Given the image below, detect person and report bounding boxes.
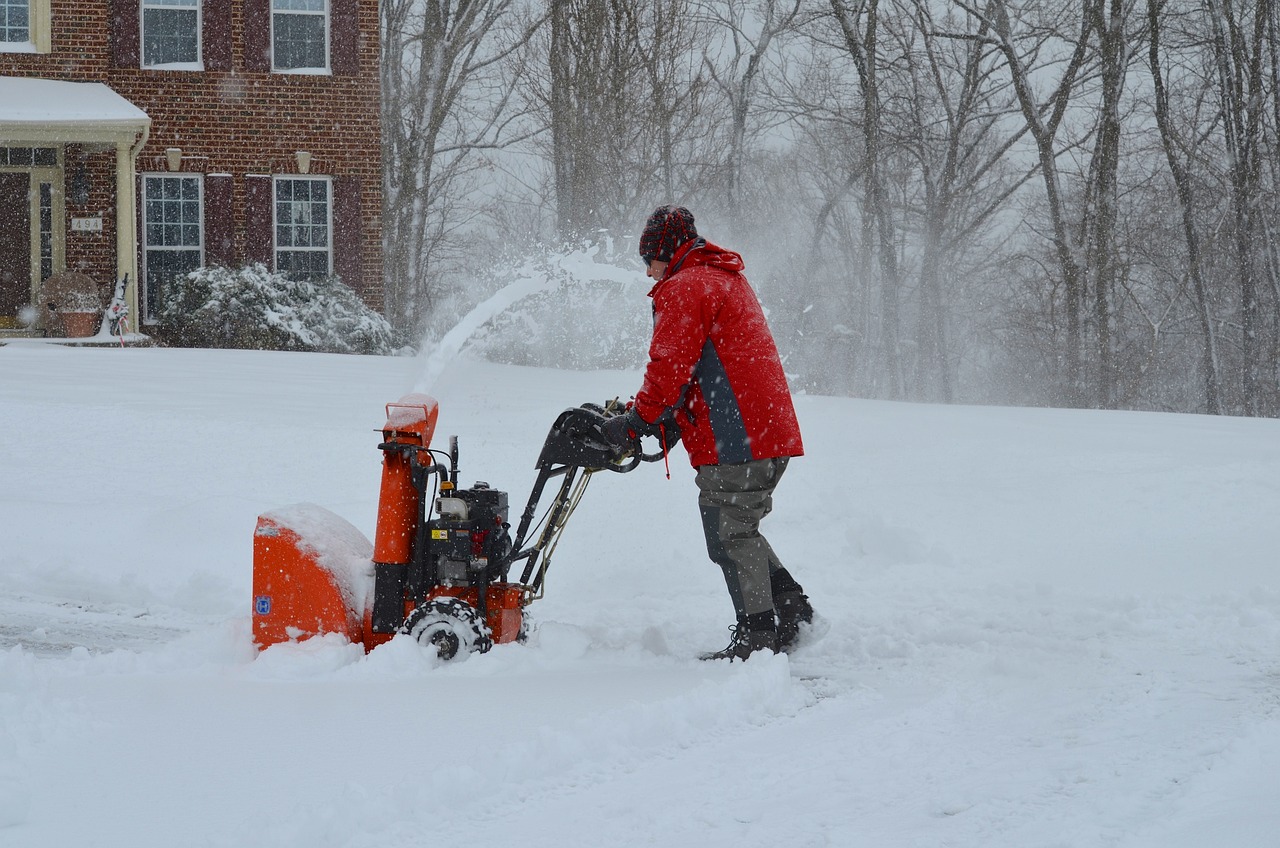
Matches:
[601,205,814,661]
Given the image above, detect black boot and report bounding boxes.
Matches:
[775,590,814,653]
[700,618,779,662]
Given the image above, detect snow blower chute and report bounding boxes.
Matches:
[252,395,661,659]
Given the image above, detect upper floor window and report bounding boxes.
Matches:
[0,0,45,52]
[275,177,331,280]
[142,0,201,67]
[272,0,327,73]
[0,0,29,44]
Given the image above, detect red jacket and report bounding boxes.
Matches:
[633,238,804,467]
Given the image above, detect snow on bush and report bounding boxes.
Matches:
[155,263,401,355]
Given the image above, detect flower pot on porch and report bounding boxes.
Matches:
[60,310,102,338]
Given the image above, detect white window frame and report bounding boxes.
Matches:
[0,0,50,53]
[140,0,203,70]
[141,173,205,323]
[270,0,329,74]
[273,175,333,280]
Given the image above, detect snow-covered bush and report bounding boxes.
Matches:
[155,264,402,354]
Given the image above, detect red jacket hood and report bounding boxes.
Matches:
[647,239,744,297]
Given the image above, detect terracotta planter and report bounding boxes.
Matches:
[60,310,101,338]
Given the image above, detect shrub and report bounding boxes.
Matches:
[155,264,402,355]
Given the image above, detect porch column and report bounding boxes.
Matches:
[116,139,139,330]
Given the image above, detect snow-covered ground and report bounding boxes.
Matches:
[2,342,1278,847]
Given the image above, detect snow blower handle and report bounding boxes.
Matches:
[600,399,678,466]
[633,434,667,465]
[528,404,658,472]
[597,403,671,466]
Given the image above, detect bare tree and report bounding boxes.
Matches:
[544,0,710,242]
[1206,0,1269,414]
[900,0,1037,401]
[1265,1,1280,400]
[778,60,873,395]
[699,0,803,223]
[1146,0,1221,414]
[830,0,908,398]
[778,0,1028,400]
[951,0,1097,406]
[381,0,543,332]
[1078,0,1128,408]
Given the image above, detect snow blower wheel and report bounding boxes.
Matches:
[402,597,492,661]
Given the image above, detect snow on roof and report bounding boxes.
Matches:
[0,76,149,128]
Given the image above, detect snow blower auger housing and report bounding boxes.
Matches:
[252,396,659,660]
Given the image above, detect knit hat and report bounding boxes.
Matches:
[638,205,697,264]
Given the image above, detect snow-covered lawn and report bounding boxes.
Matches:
[1,343,1278,847]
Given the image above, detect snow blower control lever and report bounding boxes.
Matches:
[251,396,662,660]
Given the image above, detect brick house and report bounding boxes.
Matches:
[0,0,382,333]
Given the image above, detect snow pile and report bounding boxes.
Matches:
[1,344,1279,847]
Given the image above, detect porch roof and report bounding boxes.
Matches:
[0,76,150,144]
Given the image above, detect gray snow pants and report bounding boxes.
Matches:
[696,456,795,625]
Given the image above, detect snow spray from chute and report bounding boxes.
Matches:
[412,247,638,394]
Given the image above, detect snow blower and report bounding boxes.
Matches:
[251,395,661,660]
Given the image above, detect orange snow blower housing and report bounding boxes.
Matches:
[252,395,662,660]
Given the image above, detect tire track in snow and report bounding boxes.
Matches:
[0,594,192,656]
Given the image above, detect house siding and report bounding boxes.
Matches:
[0,0,383,315]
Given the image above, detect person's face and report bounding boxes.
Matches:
[646,258,668,280]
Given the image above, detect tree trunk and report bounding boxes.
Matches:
[832,0,905,398]
[1083,0,1126,409]
[981,0,1093,407]
[1207,0,1266,414]
[1147,0,1220,414]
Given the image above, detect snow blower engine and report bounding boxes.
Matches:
[251,395,662,660]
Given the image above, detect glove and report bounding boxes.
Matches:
[658,412,682,448]
[600,407,651,452]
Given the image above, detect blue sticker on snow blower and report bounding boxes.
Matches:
[255,596,272,615]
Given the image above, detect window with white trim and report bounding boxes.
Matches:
[0,0,28,43]
[272,0,327,72]
[142,0,201,67]
[143,175,203,321]
[274,177,331,280]
[1,0,48,51]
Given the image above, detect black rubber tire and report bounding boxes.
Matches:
[401,597,491,660]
